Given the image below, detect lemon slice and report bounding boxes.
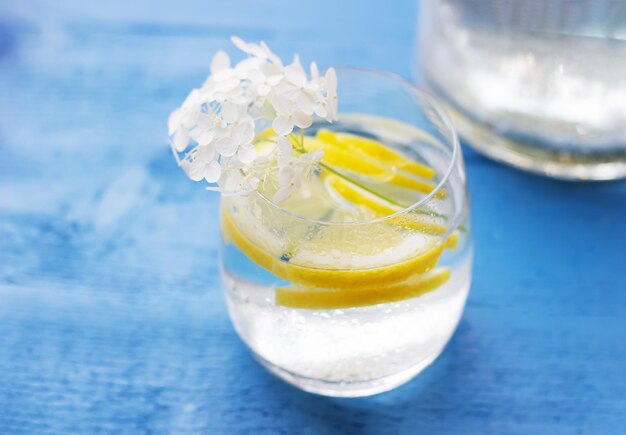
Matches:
[257,130,443,197]
[317,129,436,179]
[221,206,446,290]
[323,172,456,239]
[298,136,444,198]
[275,267,450,309]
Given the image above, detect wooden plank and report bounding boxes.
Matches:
[0,1,624,433]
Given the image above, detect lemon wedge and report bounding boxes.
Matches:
[316,129,436,180]
[221,206,447,290]
[258,129,443,197]
[323,172,450,236]
[299,136,444,198]
[323,173,459,249]
[275,267,451,309]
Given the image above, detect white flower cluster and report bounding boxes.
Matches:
[168,37,337,200]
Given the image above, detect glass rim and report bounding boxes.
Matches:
[252,66,462,229]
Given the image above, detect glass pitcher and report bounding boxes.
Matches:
[416,0,626,180]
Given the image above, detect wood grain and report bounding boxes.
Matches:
[0,1,624,433]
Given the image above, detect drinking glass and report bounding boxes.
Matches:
[417,0,626,180]
[220,68,472,397]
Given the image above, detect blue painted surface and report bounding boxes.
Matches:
[0,1,625,433]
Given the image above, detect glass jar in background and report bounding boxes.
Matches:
[416,0,626,180]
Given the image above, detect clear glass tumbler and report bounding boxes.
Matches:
[220,69,472,397]
[417,0,626,180]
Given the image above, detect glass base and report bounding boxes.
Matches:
[252,348,443,398]
[444,103,626,181]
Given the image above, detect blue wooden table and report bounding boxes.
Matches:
[1,1,625,433]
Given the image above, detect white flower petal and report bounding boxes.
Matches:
[273,186,292,203]
[204,160,221,183]
[200,77,216,93]
[216,137,238,157]
[231,36,267,59]
[249,44,267,59]
[277,135,292,155]
[238,113,254,124]
[168,108,183,135]
[234,57,263,79]
[212,92,228,103]
[304,80,320,92]
[237,143,256,164]
[221,101,240,123]
[248,176,260,190]
[211,124,228,140]
[291,170,304,188]
[271,93,295,115]
[242,42,266,59]
[285,66,306,87]
[325,67,337,94]
[272,115,293,135]
[231,36,252,53]
[295,92,315,115]
[210,50,230,74]
[212,68,236,82]
[308,149,324,162]
[310,62,319,80]
[185,160,205,181]
[314,104,328,118]
[240,121,255,144]
[248,68,265,84]
[194,129,214,146]
[284,55,306,87]
[278,165,295,184]
[292,111,312,129]
[182,88,200,107]
[277,136,293,165]
[181,109,200,128]
[231,121,255,146]
[195,112,214,129]
[260,62,283,76]
[173,128,190,152]
[327,92,338,121]
[228,94,247,105]
[215,76,240,93]
[257,83,271,96]
[260,41,282,66]
[196,144,216,161]
[266,74,284,86]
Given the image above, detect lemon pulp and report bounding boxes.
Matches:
[221,123,461,309]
